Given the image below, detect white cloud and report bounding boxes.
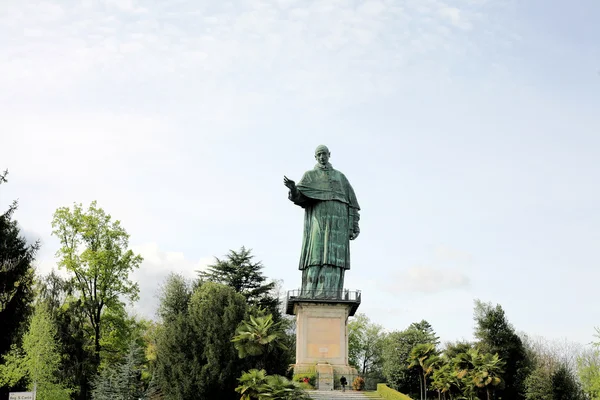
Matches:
[102,0,147,13]
[434,245,473,263]
[33,258,63,277]
[385,265,470,293]
[439,6,472,30]
[130,243,212,319]
[0,0,514,116]
[1,112,173,187]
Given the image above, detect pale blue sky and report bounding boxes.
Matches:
[1,0,599,345]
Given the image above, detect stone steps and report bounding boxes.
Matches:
[308,390,373,399]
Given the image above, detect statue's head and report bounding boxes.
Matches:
[314,145,330,166]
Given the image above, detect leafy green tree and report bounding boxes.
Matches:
[578,328,600,399]
[37,271,96,400]
[521,333,591,400]
[382,320,438,397]
[153,274,194,399]
[550,363,586,400]
[578,348,600,399]
[0,302,72,399]
[187,282,249,398]
[51,201,143,365]
[0,170,39,397]
[155,281,248,400]
[99,305,149,371]
[158,272,192,320]
[408,343,438,400]
[348,313,386,379]
[474,300,531,400]
[525,364,553,400]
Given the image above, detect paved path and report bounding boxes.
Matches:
[308,390,376,399]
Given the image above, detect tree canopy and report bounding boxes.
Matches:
[52,201,143,364]
[198,247,277,312]
[474,300,532,400]
[155,280,249,400]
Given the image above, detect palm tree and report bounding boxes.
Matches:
[236,369,312,400]
[408,343,438,400]
[431,361,457,400]
[260,374,311,400]
[236,369,268,400]
[232,313,287,370]
[454,349,480,400]
[472,352,504,400]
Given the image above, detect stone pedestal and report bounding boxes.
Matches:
[286,291,361,390]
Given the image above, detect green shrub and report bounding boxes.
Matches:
[377,383,413,400]
[298,382,313,390]
[293,372,316,388]
[353,376,365,391]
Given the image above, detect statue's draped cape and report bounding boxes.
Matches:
[296,166,360,210]
[289,163,360,273]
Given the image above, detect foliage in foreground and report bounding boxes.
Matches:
[233,313,287,357]
[235,369,311,400]
[0,302,72,400]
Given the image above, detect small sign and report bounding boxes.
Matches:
[9,392,35,400]
[319,347,328,353]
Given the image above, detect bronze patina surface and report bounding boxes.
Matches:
[284,145,360,298]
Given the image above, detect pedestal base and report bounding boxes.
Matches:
[286,294,361,391]
[294,302,351,365]
[294,363,358,391]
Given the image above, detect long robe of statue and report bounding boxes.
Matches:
[287,147,360,298]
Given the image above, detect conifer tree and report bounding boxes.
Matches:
[198,247,278,312]
[474,300,532,400]
[0,170,39,398]
[91,341,145,400]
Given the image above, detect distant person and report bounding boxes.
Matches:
[340,375,347,392]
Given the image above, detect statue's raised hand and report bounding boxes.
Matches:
[283,176,296,190]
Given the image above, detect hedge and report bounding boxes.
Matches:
[377,383,413,400]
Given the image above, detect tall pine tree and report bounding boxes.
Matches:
[0,170,39,398]
[474,300,532,400]
[91,340,145,400]
[198,247,278,312]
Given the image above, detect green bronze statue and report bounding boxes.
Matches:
[284,145,360,298]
